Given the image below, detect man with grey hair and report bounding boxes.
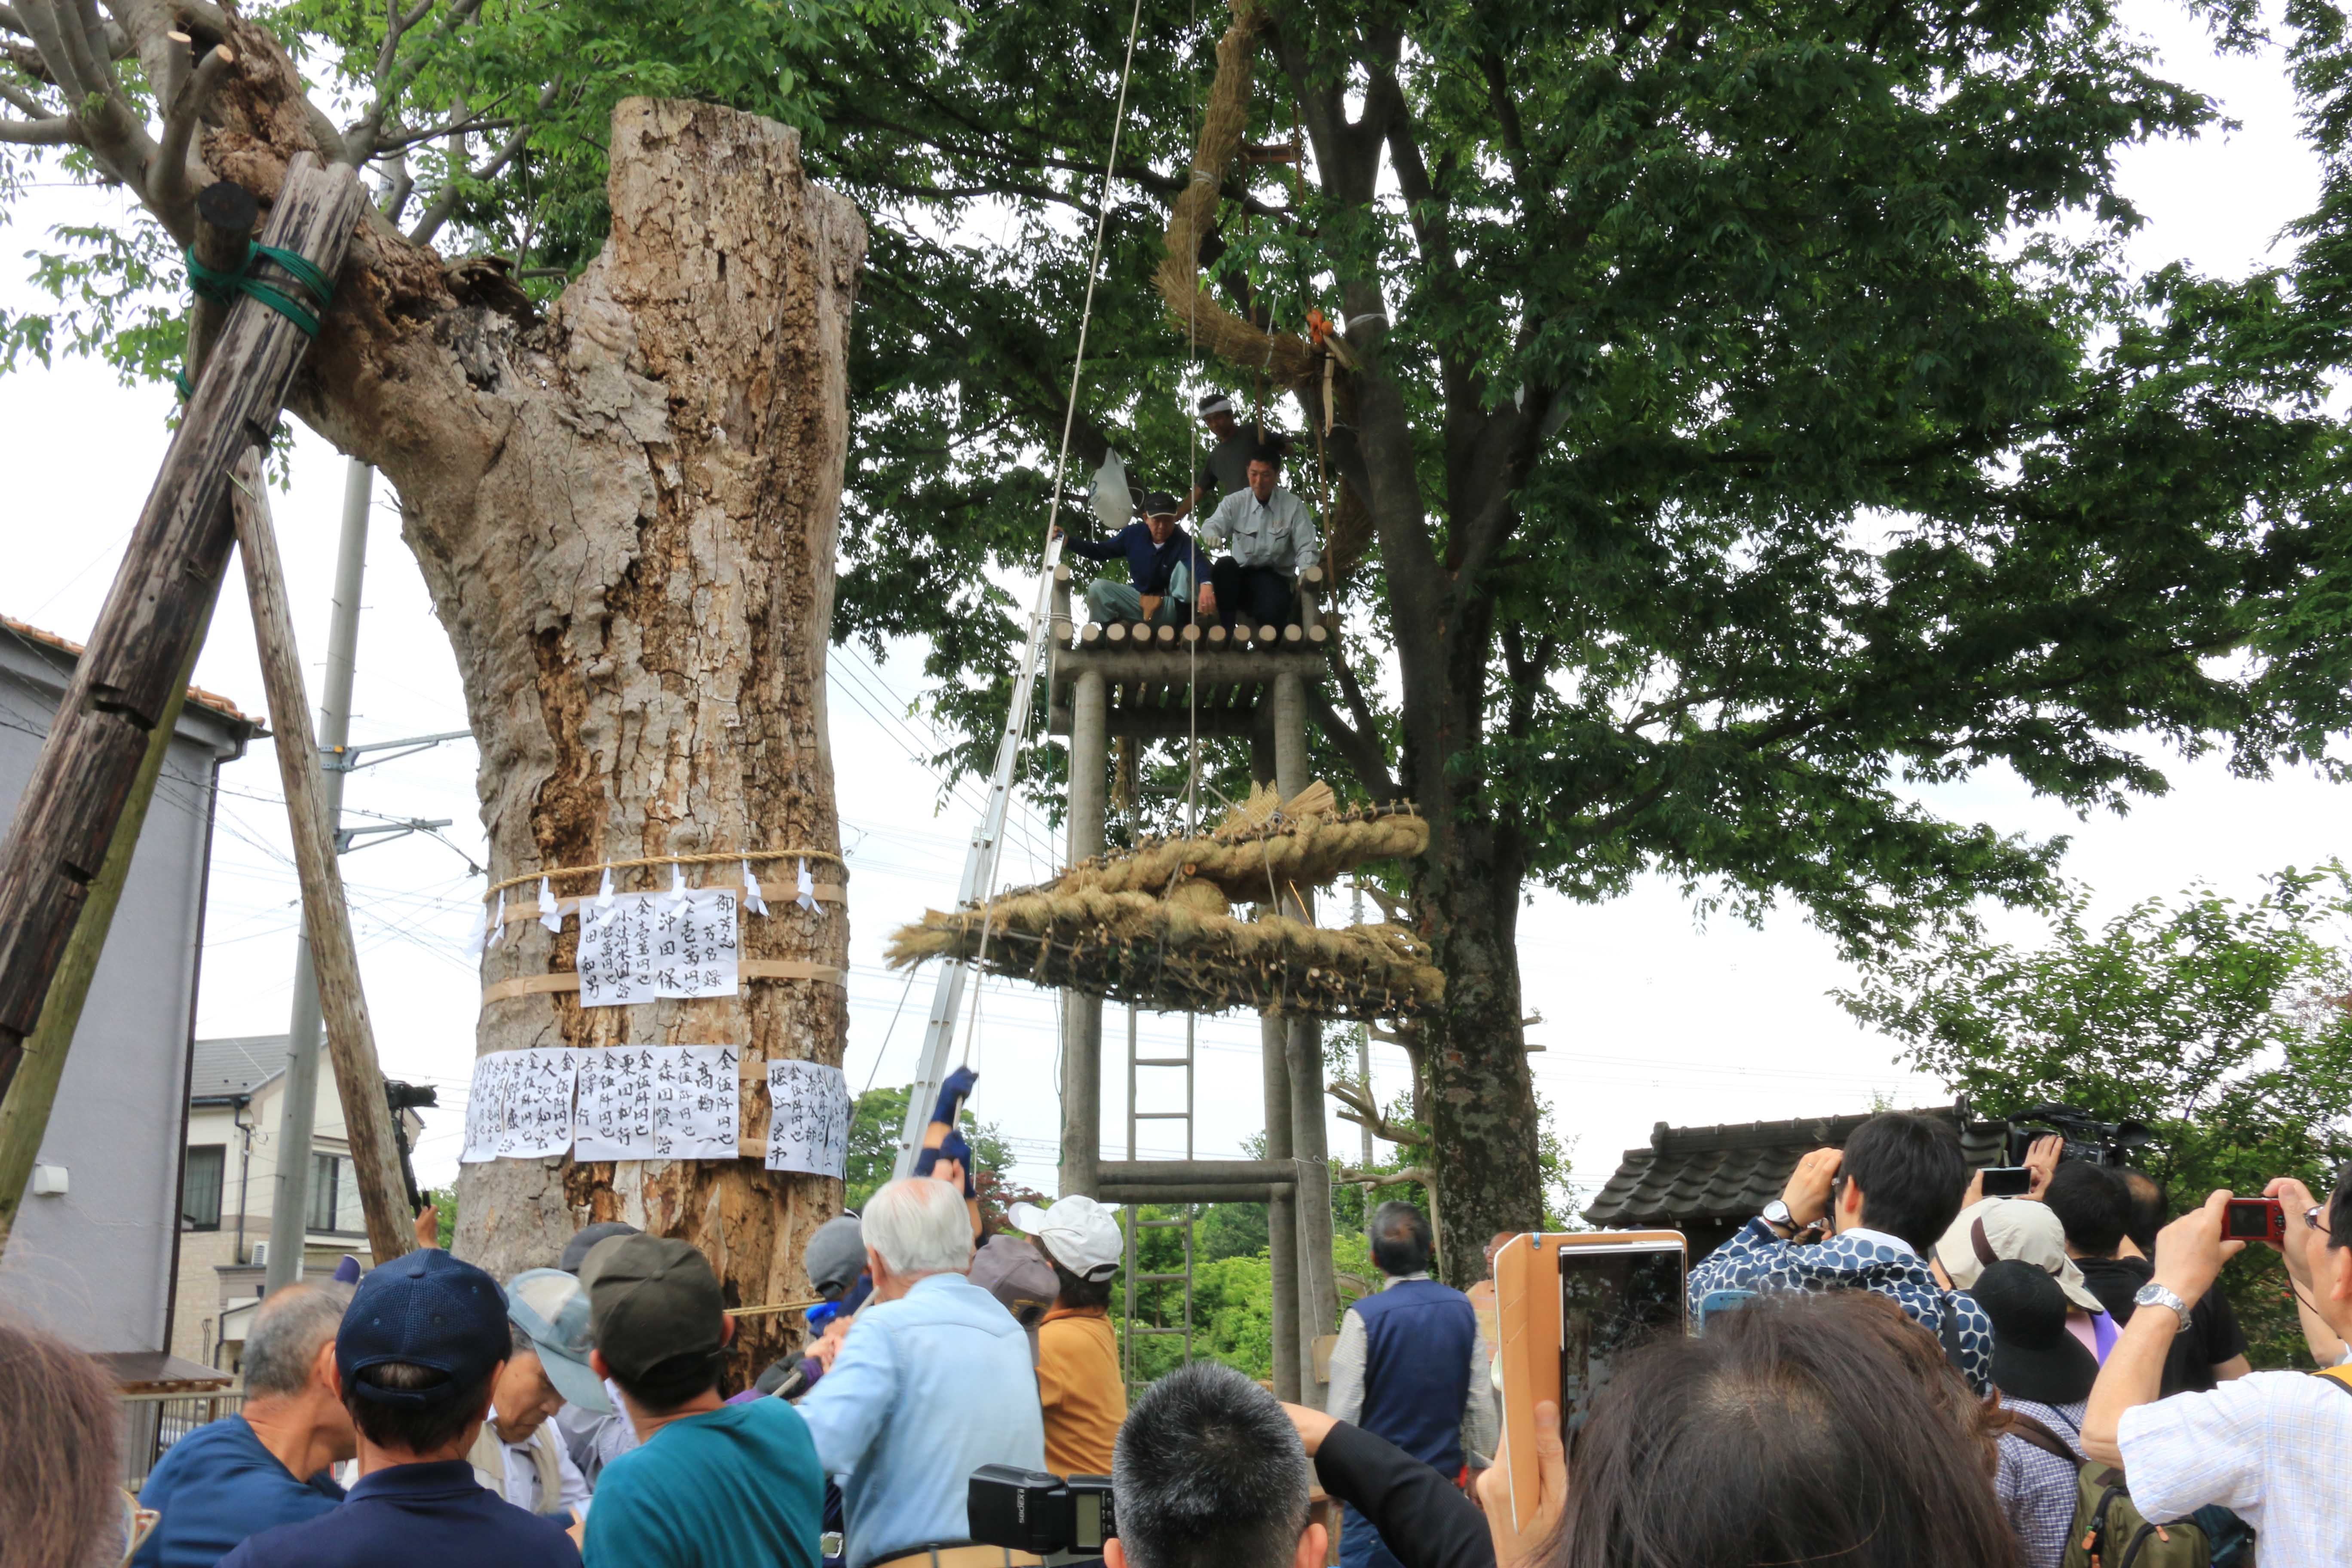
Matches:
[796,1177,1045,1568]
[133,1281,357,1567]
[1106,1363,1326,1568]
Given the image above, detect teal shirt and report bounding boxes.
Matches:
[582,1399,822,1568]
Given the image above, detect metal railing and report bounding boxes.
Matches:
[121,1391,244,1492]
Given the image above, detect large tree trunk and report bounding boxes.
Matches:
[255,91,866,1374]
[1398,594,1544,1285]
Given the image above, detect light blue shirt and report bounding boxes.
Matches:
[1200,484,1320,576]
[796,1272,1047,1568]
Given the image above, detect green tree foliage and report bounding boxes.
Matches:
[843,1084,1014,1212]
[1842,866,2352,1365]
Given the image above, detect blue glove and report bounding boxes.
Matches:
[915,1129,977,1198]
[931,1066,979,1127]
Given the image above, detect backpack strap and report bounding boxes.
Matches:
[2310,1363,2352,1394]
[2003,1412,2077,1464]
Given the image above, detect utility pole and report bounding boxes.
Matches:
[263,457,371,1292]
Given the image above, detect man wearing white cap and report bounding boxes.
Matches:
[1179,393,1274,519]
[1010,1195,1128,1475]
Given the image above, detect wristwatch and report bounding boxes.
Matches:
[2133,1280,2196,1334]
[1761,1200,1798,1237]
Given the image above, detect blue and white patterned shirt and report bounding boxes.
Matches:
[1685,1217,1995,1393]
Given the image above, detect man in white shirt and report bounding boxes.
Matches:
[2083,1176,2352,1568]
[469,1268,600,1527]
[1195,444,1320,633]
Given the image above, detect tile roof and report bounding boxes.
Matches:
[188,1034,290,1101]
[1581,1102,2009,1229]
[1,615,261,730]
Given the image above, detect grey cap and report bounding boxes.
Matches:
[805,1215,866,1300]
[506,1268,612,1414]
[970,1234,1059,1329]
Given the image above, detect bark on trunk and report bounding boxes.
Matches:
[264,92,865,1375]
[1400,591,1543,1288]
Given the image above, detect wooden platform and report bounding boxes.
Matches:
[1047,563,1334,738]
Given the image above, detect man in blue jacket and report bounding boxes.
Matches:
[1324,1202,1495,1568]
[1059,493,1197,628]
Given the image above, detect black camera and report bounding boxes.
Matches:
[969,1464,1116,1557]
[2003,1103,2150,1169]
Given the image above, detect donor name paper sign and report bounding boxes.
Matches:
[764,1059,851,1178]
[576,890,741,1008]
[460,1047,584,1163]
[574,1044,741,1161]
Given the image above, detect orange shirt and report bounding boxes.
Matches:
[1036,1305,1126,1476]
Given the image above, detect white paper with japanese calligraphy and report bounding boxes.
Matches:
[765,1059,851,1177]
[574,1045,742,1161]
[459,1047,582,1163]
[575,890,741,1008]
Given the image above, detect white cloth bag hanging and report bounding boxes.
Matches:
[1090,449,1133,532]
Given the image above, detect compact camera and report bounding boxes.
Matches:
[968,1465,1117,1557]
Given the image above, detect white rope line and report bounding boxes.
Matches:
[954,0,1150,1074]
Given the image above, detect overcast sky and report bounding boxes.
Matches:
[0,0,2338,1204]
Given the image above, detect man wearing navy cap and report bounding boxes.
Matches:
[220,1249,580,1568]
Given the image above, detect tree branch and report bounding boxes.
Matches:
[0,108,75,141]
[0,75,47,116]
[343,0,487,167]
[16,0,153,189]
[1328,1079,1423,1145]
[149,39,233,230]
[405,80,553,247]
[1307,655,1400,800]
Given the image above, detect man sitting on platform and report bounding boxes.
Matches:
[1060,493,1197,629]
[1195,445,1320,634]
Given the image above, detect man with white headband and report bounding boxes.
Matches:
[1009,1195,1128,1475]
[1180,392,1276,519]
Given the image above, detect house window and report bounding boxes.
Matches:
[307,1153,344,1233]
[181,1145,225,1231]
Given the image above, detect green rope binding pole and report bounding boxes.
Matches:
[175,239,338,399]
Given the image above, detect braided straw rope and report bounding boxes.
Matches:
[480,847,844,903]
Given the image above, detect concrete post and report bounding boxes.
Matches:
[1272,669,1340,1401]
[1060,669,1108,1198]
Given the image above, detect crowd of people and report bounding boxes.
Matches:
[8,1098,2352,1568]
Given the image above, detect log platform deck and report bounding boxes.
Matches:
[1046,563,1332,738]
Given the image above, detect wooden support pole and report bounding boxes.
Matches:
[0,153,363,1093]
[228,452,413,1267]
[1060,670,1108,1199]
[0,582,222,1253]
[1274,668,1340,1401]
[0,182,270,1246]
[185,180,258,377]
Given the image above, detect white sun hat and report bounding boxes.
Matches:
[1007,1194,1125,1282]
